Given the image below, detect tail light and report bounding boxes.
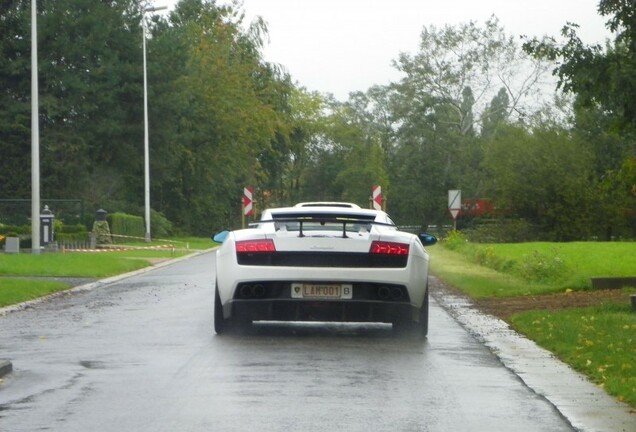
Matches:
[370,241,409,255]
[236,239,276,253]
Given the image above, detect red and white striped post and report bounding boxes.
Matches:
[372,185,383,210]
[242,187,253,228]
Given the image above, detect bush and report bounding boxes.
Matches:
[472,245,515,273]
[50,222,89,243]
[515,249,568,283]
[0,225,30,236]
[463,218,538,243]
[443,230,469,250]
[107,212,145,243]
[0,225,30,249]
[92,220,112,245]
[151,210,173,238]
[58,223,87,234]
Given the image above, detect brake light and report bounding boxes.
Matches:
[236,239,276,253]
[370,241,409,255]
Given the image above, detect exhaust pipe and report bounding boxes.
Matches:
[252,284,266,298]
[378,286,391,300]
[390,287,404,300]
[239,285,253,298]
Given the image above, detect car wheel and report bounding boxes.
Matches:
[393,286,429,338]
[419,287,429,337]
[214,283,228,335]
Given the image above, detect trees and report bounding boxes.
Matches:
[328,100,389,205]
[286,90,390,206]
[482,124,596,240]
[524,1,636,131]
[0,0,296,234]
[384,18,551,225]
[0,1,31,199]
[147,0,292,233]
[481,88,510,140]
[41,0,144,205]
[523,0,636,238]
[0,0,143,204]
[276,87,326,205]
[597,156,636,239]
[394,17,550,133]
[1,1,631,239]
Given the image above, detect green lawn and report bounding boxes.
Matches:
[428,246,555,298]
[0,278,70,307]
[0,253,154,278]
[434,239,636,292]
[478,242,636,288]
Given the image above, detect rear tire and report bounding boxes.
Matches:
[393,286,429,338]
[214,283,228,335]
[419,287,429,337]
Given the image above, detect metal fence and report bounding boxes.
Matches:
[0,199,85,226]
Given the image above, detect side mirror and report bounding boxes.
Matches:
[418,233,437,246]
[212,230,229,243]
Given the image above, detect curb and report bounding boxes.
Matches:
[0,359,12,378]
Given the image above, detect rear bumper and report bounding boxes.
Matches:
[216,263,430,309]
[226,299,420,324]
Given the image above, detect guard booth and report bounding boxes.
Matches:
[40,205,55,246]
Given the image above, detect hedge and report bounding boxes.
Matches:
[107,212,145,243]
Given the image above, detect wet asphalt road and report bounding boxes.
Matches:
[0,252,576,431]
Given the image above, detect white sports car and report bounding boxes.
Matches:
[213,202,437,335]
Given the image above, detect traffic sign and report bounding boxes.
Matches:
[372,185,382,210]
[243,187,253,216]
[448,190,461,221]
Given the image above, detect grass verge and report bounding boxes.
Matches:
[442,234,636,290]
[511,304,636,407]
[0,278,70,307]
[428,246,554,298]
[0,253,154,278]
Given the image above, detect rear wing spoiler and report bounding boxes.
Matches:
[212,217,436,246]
[250,217,396,238]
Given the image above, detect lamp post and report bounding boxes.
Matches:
[31,0,41,254]
[142,5,166,242]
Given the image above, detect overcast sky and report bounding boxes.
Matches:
[160,0,612,100]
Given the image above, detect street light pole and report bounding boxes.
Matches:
[31,0,41,254]
[142,5,166,243]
